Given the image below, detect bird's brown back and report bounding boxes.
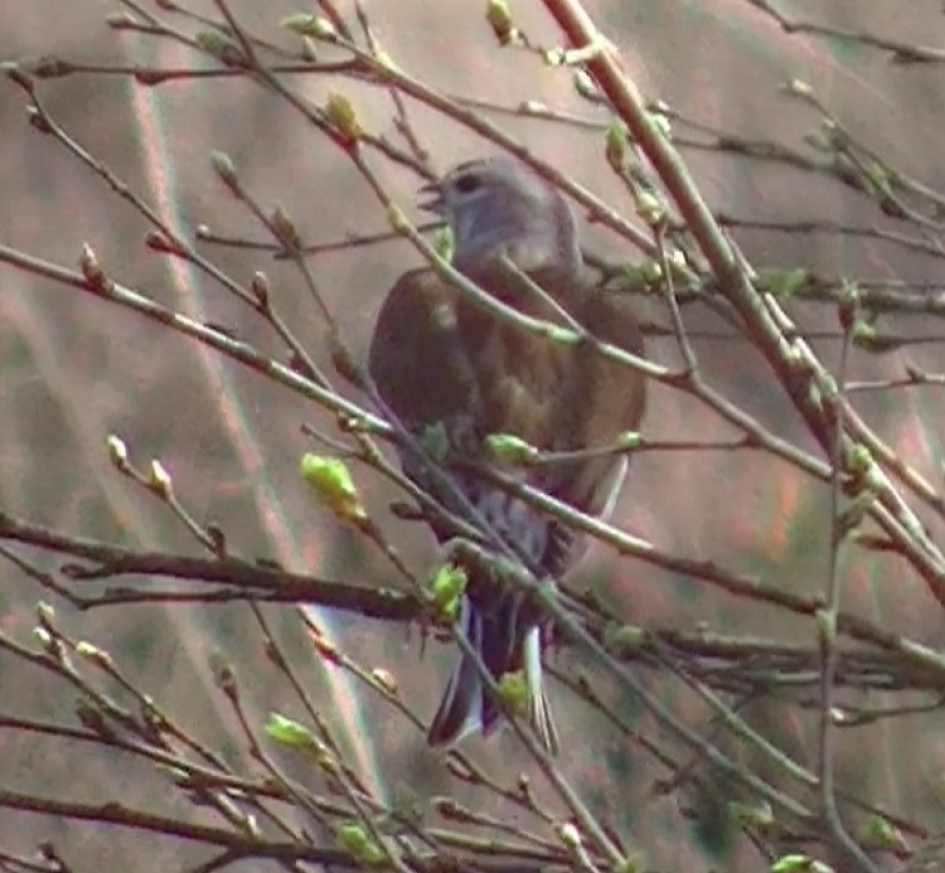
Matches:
[368,263,645,572]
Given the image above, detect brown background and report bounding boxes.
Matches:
[3,1,945,870]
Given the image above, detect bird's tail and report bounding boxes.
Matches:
[426,587,559,754]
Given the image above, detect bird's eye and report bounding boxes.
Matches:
[454,173,482,194]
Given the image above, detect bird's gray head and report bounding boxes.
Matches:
[420,156,580,276]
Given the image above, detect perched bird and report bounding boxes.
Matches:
[368,156,646,753]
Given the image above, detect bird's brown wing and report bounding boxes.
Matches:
[369,266,646,574]
[549,286,646,511]
[451,267,646,559]
[368,267,473,430]
[534,286,646,574]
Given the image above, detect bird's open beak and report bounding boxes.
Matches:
[417,179,446,215]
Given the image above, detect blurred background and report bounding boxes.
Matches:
[3,1,945,870]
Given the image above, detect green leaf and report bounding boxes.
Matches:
[300,454,367,523]
[195,31,243,64]
[334,821,386,865]
[486,0,514,45]
[770,854,833,873]
[863,162,892,201]
[605,118,628,170]
[851,323,906,353]
[844,443,872,476]
[326,92,363,143]
[420,422,450,463]
[429,562,467,621]
[483,432,539,466]
[756,268,809,298]
[861,815,907,851]
[603,623,649,657]
[433,226,454,262]
[210,151,238,188]
[730,799,774,829]
[496,669,528,716]
[265,713,318,750]
[281,13,336,39]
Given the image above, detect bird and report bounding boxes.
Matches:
[367,155,646,754]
